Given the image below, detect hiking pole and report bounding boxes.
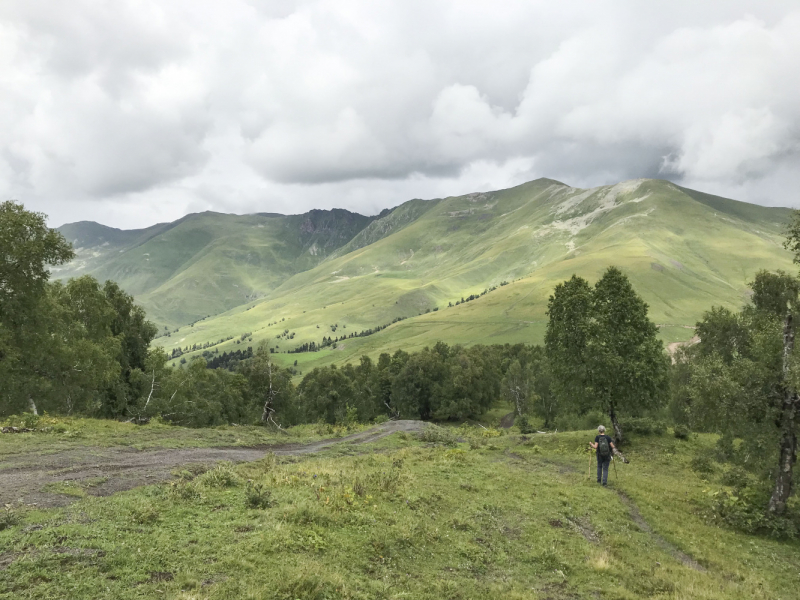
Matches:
[612,455,618,480]
[588,447,593,481]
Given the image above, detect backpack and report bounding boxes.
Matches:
[598,436,611,459]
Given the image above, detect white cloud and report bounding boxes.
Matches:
[0,1,798,228]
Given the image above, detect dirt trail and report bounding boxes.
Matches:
[515,446,706,572]
[0,420,425,508]
[616,491,706,572]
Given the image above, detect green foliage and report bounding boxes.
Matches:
[416,424,458,446]
[244,480,275,509]
[710,487,799,539]
[197,462,241,488]
[392,343,501,421]
[690,454,717,475]
[237,346,296,425]
[674,424,691,440]
[129,501,160,525]
[620,417,666,436]
[0,505,19,531]
[546,268,668,443]
[516,414,536,434]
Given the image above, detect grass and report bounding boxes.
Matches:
[0,415,367,462]
[1,422,798,599]
[55,210,374,328]
[145,179,793,374]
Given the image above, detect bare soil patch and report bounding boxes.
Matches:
[0,420,424,508]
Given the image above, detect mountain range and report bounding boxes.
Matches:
[56,178,794,373]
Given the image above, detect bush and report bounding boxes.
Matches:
[2,413,40,429]
[197,462,240,488]
[245,480,275,509]
[0,505,19,531]
[690,454,716,475]
[553,410,607,432]
[129,501,160,525]
[620,417,665,436]
[710,487,799,539]
[673,424,690,440]
[416,424,458,446]
[167,481,200,501]
[517,415,536,434]
[720,466,749,488]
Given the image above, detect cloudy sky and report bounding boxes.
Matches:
[1,1,799,228]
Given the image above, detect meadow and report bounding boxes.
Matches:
[1,417,798,599]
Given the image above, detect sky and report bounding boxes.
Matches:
[1,1,799,229]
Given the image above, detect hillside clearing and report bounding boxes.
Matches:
[1,422,798,599]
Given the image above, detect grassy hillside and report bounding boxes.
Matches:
[2,420,798,599]
[56,210,374,328]
[153,178,792,372]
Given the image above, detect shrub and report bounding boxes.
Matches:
[442,448,468,464]
[673,424,690,440]
[720,466,749,488]
[167,481,200,501]
[468,437,487,450]
[710,487,799,539]
[129,501,160,525]
[416,424,458,446]
[245,480,275,509]
[517,415,536,434]
[197,462,240,488]
[620,417,665,436]
[690,454,716,475]
[2,413,40,429]
[0,505,19,531]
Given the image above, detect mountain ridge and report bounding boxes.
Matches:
[56,177,794,373]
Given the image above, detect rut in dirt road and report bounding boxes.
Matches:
[0,420,426,509]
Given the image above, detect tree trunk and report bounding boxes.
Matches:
[27,397,38,416]
[768,313,799,515]
[261,361,275,423]
[609,404,623,446]
[768,404,797,515]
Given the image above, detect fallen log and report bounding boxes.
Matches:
[613,448,630,464]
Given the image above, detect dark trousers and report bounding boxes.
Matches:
[597,455,610,485]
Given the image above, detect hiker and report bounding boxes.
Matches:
[590,425,615,486]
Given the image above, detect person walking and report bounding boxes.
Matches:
[590,425,615,486]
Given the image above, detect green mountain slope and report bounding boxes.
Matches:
[151,178,792,371]
[55,209,373,328]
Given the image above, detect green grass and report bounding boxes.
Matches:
[152,178,793,374]
[55,210,375,328]
[2,423,798,599]
[0,415,365,461]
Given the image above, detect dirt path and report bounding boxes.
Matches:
[0,420,425,508]
[511,446,706,572]
[616,491,706,572]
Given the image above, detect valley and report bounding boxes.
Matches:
[58,177,792,373]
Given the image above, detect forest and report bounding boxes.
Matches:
[2,199,799,534]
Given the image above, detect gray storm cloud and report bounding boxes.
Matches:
[1,0,798,227]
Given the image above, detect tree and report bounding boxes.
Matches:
[0,202,74,415]
[590,267,669,444]
[101,280,158,417]
[679,270,799,516]
[546,268,668,445]
[296,365,354,424]
[545,275,593,416]
[238,346,295,426]
[501,359,533,417]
